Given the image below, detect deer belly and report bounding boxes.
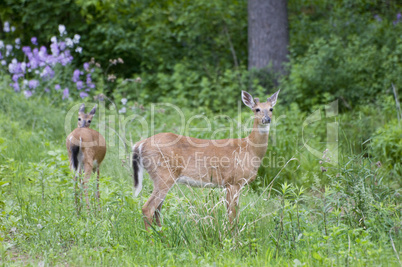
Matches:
[176,176,221,188]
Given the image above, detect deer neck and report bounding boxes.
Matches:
[246,118,270,158]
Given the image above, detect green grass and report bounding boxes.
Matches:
[0,89,401,266]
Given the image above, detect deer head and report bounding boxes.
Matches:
[242,90,280,125]
[77,104,97,128]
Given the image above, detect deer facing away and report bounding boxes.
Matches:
[132,90,280,230]
[66,104,106,210]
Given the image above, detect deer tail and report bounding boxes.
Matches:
[132,143,144,197]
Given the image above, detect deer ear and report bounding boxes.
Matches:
[79,104,85,114]
[89,105,97,115]
[242,91,256,109]
[267,89,280,107]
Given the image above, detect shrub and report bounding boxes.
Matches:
[283,2,402,111]
[370,119,402,178]
[0,23,106,102]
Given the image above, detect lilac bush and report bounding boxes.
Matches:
[0,22,99,101]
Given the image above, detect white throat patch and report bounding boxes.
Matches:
[258,124,270,134]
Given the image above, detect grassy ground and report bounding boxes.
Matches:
[0,88,401,266]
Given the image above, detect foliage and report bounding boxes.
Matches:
[1,1,402,264]
[282,6,402,110]
[0,89,401,265]
[370,119,402,178]
[0,24,105,101]
[0,0,247,76]
[2,0,402,111]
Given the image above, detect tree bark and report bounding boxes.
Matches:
[248,0,289,75]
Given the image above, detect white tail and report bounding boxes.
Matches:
[133,90,280,230]
[66,104,107,211]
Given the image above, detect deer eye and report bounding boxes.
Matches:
[269,108,273,112]
[88,120,91,123]
[255,108,260,112]
[78,118,81,121]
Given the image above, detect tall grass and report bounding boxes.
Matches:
[0,89,401,266]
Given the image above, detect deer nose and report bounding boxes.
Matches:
[262,117,271,124]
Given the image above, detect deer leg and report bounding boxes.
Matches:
[79,164,83,206]
[142,191,158,230]
[142,190,171,231]
[75,162,84,213]
[96,167,101,211]
[154,200,164,227]
[142,175,174,231]
[83,162,93,211]
[74,171,79,213]
[226,184,241,224]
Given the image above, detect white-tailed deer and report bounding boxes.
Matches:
[133,90,279,230]
[66,104,106,210]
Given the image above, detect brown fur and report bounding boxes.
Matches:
[66,104,106,210]
[133,90,280,230]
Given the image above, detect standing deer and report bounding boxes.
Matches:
[66,104,106,210]
[133,90,279,230]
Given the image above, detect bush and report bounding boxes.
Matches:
[282,34,402,110]
[283,2,402,110]
[370,119,402,178]
[115,64,270,112]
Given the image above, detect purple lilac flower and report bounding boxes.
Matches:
[50,42,59,56]
[83,62,90,71]
[44,88,50,93]
[12,74,23,82]
[41,65,55,80]
[21,62,26,73]
[55,84,61,90]
[28,80,40,89]
[1,60,6,66]
[59,42,66,51]
[0,51,2,59]
[31,37,38,45]
[0,41,4,49]
[24,90,33,98]
[38,46,48,64]
[10,82,20,92]
[8,59,20,74]
[6,44,12,52]
[79,92,89,99]
[394,13,402,25]
[72,69,80,82]
[22,46,31,55]
[3,22,10,33]
[76,81,84,90]
[58,25,66,36]
[62,88,69,99]
[73,34,81,44]
[374,15,382,22]
[59,50,73,66]
[29,58,39,69]
[65,38,73,48]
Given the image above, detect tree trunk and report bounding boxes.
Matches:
[248,0,289,75]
